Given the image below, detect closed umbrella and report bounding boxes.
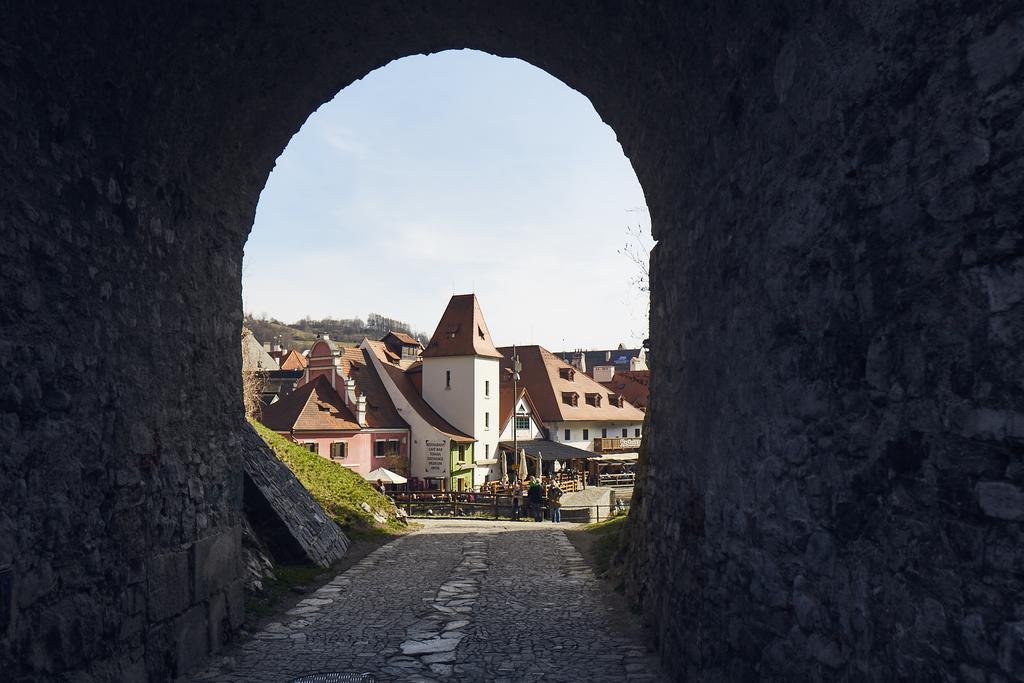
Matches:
[519,449,529,480]
[500,448,509,484]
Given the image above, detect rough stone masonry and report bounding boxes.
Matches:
[0,2,1021,681]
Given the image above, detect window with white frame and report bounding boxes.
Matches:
[329,442,347,460]
[485,412,490,429]
[621,428,628,437]
[635,428,641,437]
[515,416,530,431]
[485,380,490,397]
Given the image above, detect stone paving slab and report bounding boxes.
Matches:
[191,519,665,682]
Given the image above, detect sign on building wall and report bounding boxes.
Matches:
[425,439,447,475]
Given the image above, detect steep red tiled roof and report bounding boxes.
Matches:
[422,294,502,359]
[497,345,645,423]
[260,375,360,432]
[364,340,474,443]
[335,347,408,430]
[382,331,422,347]
[601,371,650,411]
[279,349,308,370]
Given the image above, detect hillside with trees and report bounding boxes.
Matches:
[244,312,428,351]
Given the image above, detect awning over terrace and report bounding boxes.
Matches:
[498,439,599,462]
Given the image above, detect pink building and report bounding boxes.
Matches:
[261,335,410,477]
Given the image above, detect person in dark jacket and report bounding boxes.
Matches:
[547,483,563,523]
[511,484,523,520]
[526,477,544,522]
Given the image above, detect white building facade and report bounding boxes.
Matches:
[419,294,504,485]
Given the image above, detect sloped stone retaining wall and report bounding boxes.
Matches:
[241,425,350,568]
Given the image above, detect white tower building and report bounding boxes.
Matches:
[420,294,502,484]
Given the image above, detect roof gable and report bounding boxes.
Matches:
[260,375,360,432]
[422,294,503,359]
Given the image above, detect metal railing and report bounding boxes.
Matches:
[597,472,635,487]
[391,492,629,523]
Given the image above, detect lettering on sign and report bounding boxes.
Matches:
[620,437,642,449]
[425,439,447,474]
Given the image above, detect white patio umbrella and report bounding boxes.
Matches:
[518,449,529,480]
[500,448,509,484]
[363,467,408,485]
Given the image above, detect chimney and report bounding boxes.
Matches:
[356,394,367,427]
[262,341,271,351]
[571,350,586,373]
[343,377,358,405]
[594,365,615,383]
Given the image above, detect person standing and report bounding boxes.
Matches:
[547,482,563,523]
[511,484,523,521]
[526,477,544,522]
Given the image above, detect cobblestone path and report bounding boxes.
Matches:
[193,520,665,682]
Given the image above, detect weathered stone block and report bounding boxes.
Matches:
[226,577,245,630]
[192,527,242,601]
[998,622,1024,680]
[977,481,1024,521]
[207,591,227,654]
[173,605,208,677]
[146,549,190,621]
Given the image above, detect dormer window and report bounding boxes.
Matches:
[559,367,575,381]
[608,393,624,407]
[561,391,579,407]
[585,392,602,407]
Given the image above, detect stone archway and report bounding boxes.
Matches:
[2,3,1022,680]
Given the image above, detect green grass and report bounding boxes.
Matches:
[251,420,406,537]
[583,512,629,578]
[246,563,327,621]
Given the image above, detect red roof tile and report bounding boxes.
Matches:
[260,375,360,432]
[601,370,650,411]
[422,294,502,359]
[279,349,308,370]
[382,331,422,347]
[335,347,408,430]
[497,345,645,423]
[364,340,474,442]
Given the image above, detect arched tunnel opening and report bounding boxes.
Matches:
[1,4,1022,681]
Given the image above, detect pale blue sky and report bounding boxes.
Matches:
[243,49,650,350]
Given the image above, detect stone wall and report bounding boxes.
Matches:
[0,2,1021,680]
[624,3,1024,680]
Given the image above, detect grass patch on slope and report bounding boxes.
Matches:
[251,420,406,538]
[583,512,629,578]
